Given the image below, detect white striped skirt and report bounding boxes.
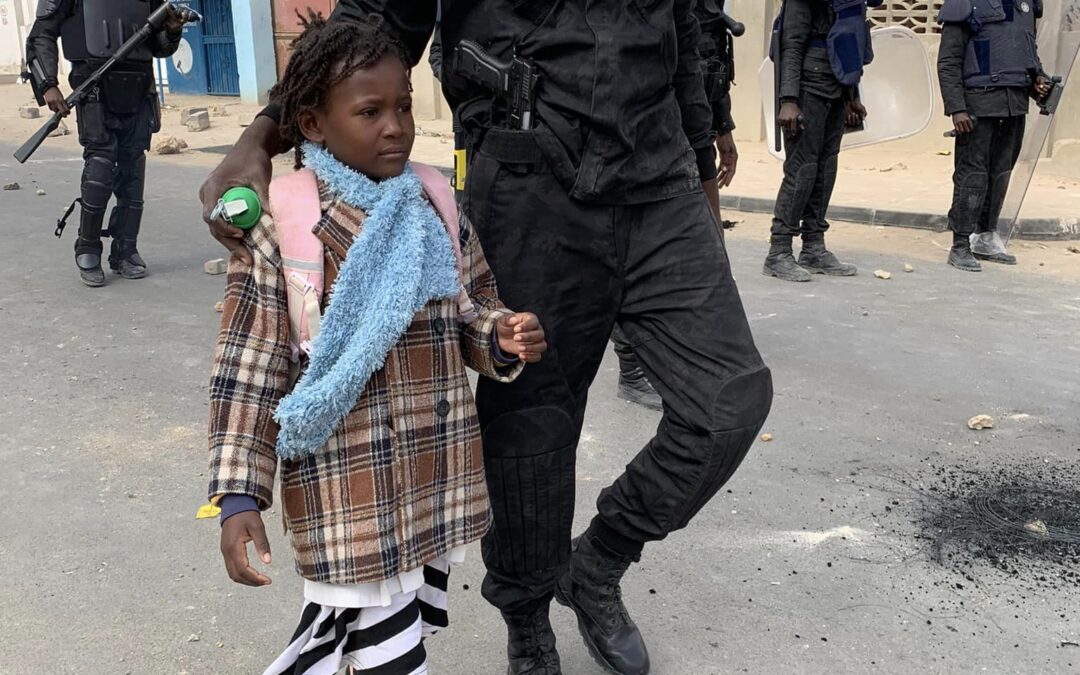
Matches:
[263,560,452,675]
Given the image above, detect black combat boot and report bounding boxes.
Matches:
[555,535,649,675]
[948,232,982,272]
[74,210,106,288]
[107,203,148,279]
[617,361,662,412]
[762,236,811,282]
[798,232,857,276]
[503,605,562,675]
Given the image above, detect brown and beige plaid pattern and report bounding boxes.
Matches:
[208,183,521,584]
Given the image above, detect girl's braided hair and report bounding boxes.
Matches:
[269,11,409,169]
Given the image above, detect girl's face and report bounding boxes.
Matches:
[299,53,415,180]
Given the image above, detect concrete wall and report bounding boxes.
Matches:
[0,0,34,79]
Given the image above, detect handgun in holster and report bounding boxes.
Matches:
[453,40,539,131]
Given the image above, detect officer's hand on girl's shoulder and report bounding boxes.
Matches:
[43,87,69,116]
[497,312,547,363]
[220,510,273,587]
[952,111,974,135]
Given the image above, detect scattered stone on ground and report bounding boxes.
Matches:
[1067,245,1080,254]
[48,121,69,137]
[35,188,46,196]
[1025,519,1049,536]
[879,162,908,173]
[874,269,892,280]
[208,104,230,117]
[3,182,20,191]
[967,414,994,430]
[214,301,223,313]
[18,105,40,119]
[904,263,915,273]
[204,258,227,275]
[760,433,773,442]
[154,136,185,155]
[179,107,209,126]
[186,110,211,132]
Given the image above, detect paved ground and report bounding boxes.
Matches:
[1,143,1079,675]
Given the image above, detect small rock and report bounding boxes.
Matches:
[178,138,189,149]
[204,258,228,275]
[179,107,209,125]
[967,414,994,430]
[36,188,47,196]
[216,641,225,648]
[760,433,773,442]
[209,104,230,117]
[1024,519,1048,536]
[903,263,914,273]
[19,105,41,119]
[186,110,211,132]
[1067,245,1080,254]
[874,269,892,280]
[187,634,200,643]
[3,182,20,191]
[214,301,224,313]
[48,121,70,137]
[154,136,185,155]
[879,162,907,173]
[415,127,426,136]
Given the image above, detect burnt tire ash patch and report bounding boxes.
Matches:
[900,462,1080,590]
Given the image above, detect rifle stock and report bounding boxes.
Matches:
[14,111,61,164]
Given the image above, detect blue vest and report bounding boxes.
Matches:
[825,0,881,86]
[938,0,1042,89]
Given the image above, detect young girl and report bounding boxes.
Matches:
[207,15,546,675]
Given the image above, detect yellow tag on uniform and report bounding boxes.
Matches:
[196,503,222,519]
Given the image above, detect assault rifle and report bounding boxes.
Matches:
[454,40,539,131]
[15,2,201,164]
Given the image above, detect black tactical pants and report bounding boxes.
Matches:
[73,80,155,260]
[948,115,1026,236]
[464,130,773,614]
[771,91,847,237]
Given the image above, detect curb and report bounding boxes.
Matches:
[432,165,1080,241]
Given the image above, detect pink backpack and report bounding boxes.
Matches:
[268,162,477,365]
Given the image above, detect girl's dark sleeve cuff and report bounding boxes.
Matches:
[219,494,260,526]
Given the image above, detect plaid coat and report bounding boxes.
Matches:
[208,181,521,585]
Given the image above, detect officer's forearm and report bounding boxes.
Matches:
[240,113,288,158]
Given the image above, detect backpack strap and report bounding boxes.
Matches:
[269,168,324,362]
[413,162,478,324]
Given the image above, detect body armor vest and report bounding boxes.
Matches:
[60,0,154,63]
[939,0,1042,89]
[825,0,882,87]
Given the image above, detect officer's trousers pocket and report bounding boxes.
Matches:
[76,100,110,146]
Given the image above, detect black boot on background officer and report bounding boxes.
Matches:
[26,0,182,287]
[767,0,881,282]
[937,0,1050,272]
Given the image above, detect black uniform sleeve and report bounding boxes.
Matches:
[674,0,719,181]
[330,0,438,67]
[778,0,811,102]
[26,0,74,88]
[714,91,735,136]
[937,23,969,116]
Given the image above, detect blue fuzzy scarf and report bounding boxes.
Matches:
[274,142,460,460]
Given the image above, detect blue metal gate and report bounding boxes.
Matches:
[201,0,240,96]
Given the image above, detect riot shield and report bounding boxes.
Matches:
[758,26,935,160]
[997,1,1080,245]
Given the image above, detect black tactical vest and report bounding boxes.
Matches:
[60,0,154,63]
[939,0,1042,89]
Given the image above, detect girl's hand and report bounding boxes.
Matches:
[497,313,547,363]
[220,511,272,587]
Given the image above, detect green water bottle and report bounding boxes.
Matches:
[211,186,263,230]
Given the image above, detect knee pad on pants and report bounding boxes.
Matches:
[82,156,116,213]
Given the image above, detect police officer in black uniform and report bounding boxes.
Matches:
[27,0,183,287]
[612,0,743,412]
[200,4,774,674]
[765,0,880,283]
[937,0,1051,272]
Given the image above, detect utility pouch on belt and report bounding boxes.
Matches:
[102,71,151,114]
